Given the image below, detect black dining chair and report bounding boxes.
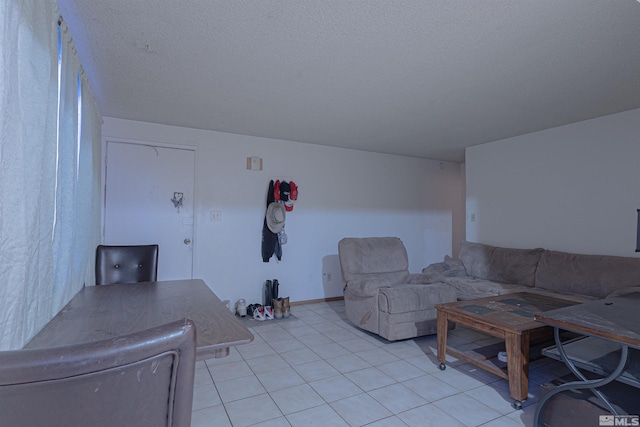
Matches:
[95,244,159,285]
[0,319,196,427]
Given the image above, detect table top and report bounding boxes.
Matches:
[534,293,640,348]
[25,279,254,360]
[435,292,578,333]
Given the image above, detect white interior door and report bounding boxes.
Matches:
[103,141,195,281]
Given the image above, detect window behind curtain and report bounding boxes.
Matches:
[51,16,102,320]
[0,1,102,350]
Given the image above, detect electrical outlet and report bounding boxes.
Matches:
[210,210,222,221]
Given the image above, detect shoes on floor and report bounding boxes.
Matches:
[273,298,283,319]
[247,304,256,316]
[235,299,247,317]
[264,306,274,320]
[247,301,285,321]
[253,305,266,321]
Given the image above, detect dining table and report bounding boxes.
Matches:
[25,279,254,361]
[532,293,640,426]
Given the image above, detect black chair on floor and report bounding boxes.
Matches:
[0,319,196,427]
[95,244,159,285]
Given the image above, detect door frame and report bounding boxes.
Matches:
[101,136,198,277]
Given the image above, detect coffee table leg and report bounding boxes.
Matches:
[437,311,448,370]
[505,332,530,409]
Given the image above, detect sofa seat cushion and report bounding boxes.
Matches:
[608,286,640,298]
[441,277,530,300]
[378,283,456,314]
[523,287,596,304]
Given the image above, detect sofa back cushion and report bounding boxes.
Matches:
[535,250,640,298]
[458,241,543,286]
[338,237,409,285]
[458,241,496,279]
[488,246,544,287]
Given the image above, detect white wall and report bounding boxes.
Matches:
[103,118,464,305]
[466,108,640,257]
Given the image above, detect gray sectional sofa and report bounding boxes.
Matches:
[423,241,640,303]
[339,237,640,342]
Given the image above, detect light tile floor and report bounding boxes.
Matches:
[191,300,571,427]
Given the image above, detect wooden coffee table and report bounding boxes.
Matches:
[435,292,578,409]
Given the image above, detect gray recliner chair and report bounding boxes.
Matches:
[338,237,457,341]
[0,319,196,427]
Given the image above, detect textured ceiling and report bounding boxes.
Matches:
[57,0,640,162]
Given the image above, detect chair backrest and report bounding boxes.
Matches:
[95,244,159,285]
[0,319,196,427]
[338,237,410,285]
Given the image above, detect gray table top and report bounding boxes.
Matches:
[25,279,254,360]
[534,293,640,348]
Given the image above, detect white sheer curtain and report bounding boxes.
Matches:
[51,21,82,309]
[77,73,102,289]
[0,0,102,350]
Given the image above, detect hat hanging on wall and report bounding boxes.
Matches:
[279,181,291,202]
[285,181,298,212]
[266,202,286,233]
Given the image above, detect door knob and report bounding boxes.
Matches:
[184,238,191,245]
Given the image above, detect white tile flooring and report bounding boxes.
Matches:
[191,300,570,427]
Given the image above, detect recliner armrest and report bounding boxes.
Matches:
[345,277,393,297]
